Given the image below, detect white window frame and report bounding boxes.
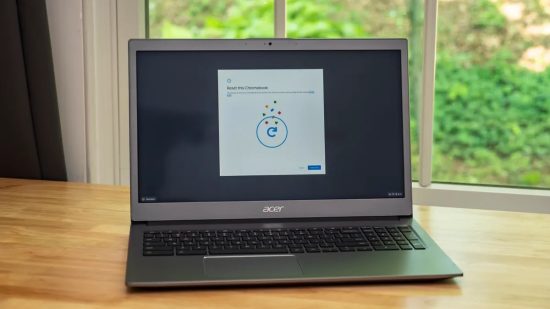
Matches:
[82,0,550,213]
[83,0,145,185]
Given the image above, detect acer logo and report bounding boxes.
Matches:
[262,206,285,213]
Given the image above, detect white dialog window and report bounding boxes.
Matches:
[218,69,326,176]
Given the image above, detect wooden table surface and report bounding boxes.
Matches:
[0,178,549,308]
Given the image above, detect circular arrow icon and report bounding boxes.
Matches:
[267,126,278,137]
[256,116,287,148]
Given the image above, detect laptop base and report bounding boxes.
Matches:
[126,218,462,287]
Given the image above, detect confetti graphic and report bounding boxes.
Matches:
[256,100,288,148]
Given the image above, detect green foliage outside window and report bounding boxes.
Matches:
[148,1,274,38]
[434,50,550,186]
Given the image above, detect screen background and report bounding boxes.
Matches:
[137,50,405,202]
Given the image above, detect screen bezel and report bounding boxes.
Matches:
[129,39,412,221]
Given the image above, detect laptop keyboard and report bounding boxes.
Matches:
[142,225,425,256]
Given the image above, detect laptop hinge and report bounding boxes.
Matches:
[142,215,409,226]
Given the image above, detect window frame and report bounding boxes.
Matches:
[83,0,550,212]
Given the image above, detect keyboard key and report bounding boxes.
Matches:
[143,246,171,251]
[399,244,413,250]
[290,248,305,253]
[373,245,399,251]
[143,241,165,247]
[176,250,206,255]
[143,250,173,256]
[336,241,370,247]
[402,232,419,240]
[341,229,360,234]
[410,241,425,249]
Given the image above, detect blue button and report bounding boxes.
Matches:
[308,165,321,170]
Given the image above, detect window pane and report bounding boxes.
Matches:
[433,0,550,188]
[147,0,274,38]
[287,0,424,180]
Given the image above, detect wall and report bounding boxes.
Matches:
[45,0,87,182]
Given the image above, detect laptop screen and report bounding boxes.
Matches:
[136,50,405,203]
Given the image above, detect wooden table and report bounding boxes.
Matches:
[1,178,549,308]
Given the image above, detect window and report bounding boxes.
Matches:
[433,0,550,188]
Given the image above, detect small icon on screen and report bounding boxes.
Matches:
[256,100,287,148]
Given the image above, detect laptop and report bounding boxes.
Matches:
[125,39,462,287]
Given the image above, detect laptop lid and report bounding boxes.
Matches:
[129,39,412,221]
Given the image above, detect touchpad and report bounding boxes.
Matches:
[204,255,303,279]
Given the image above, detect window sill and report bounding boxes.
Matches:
[412,182,550,214]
